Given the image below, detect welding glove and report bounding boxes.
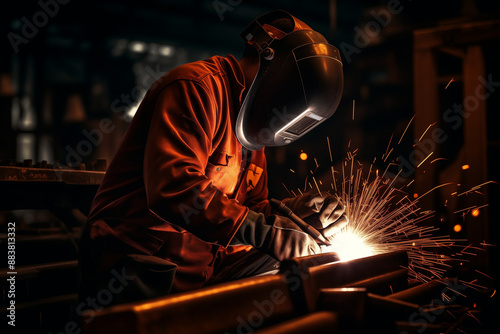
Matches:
[282,191,348,238]
[232,210,321,261]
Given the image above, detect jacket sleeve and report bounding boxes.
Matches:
[143,79,248,247]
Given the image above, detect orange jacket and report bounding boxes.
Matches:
[86,55,271,290]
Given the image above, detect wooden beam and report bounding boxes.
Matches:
[414,19,500,51]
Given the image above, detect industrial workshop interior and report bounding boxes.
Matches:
[1,0,500,333]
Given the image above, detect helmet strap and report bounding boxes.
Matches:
[240,20,275,54]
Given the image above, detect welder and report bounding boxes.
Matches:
[79,10,346,305]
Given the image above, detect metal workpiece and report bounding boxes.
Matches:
[317,288,402,334]
[367,293,422,317]
[77,250,491,333]
[280,250,408,313]
[0,161,106,214]
[338,268,409,295]
[252,310,340,334]
[83,274,296,334]
[386,278,453,305]
[318,287,367,321]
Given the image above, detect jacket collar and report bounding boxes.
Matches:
[223,55,246,101]
[220,54,247,126]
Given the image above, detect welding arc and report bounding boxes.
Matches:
[270,198,332,246]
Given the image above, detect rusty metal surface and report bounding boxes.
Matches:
[0,162,105,213]
[0,165,105,185]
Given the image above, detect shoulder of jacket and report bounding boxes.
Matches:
[162,56,228,87]
[142,56,233,111]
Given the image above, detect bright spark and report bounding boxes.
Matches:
[285,116,495,289]
[319,153,469,282]
[445,77,455,89]
[417,152,434,168]
[431,158,448,164]
[418,122,437,142]
[383,133,394,161]
[327,137,333,162]
[398,115,415,145]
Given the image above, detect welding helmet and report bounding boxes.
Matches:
[236,10,344,151]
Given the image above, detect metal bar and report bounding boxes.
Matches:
[412,43,439,211]
[340,268,408,295]
[83,274,296,334]
[367,293,420,316]
[0,165,105,184]
[386,279,451,305]
[253,310,339,334]
[318,287,366,327]
[0,260,77,279]
[280,250,408,313]
[413,19,500,50]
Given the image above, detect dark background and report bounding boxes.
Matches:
[1,0,500,317]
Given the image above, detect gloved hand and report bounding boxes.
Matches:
[282,191,348,238]
[232,210,321,261]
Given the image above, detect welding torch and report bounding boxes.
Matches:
[270,198,332,246]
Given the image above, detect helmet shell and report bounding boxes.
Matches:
[236,10,344,150]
